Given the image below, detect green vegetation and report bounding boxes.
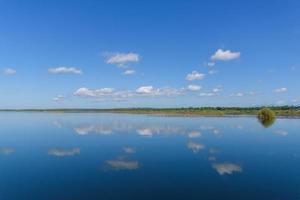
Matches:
[0,106,299,117]
[257,108,276,127]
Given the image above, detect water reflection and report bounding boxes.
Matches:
[1,113,297,199]
[0,147,15,155]
[123,147,136,154]
[258,117,276,128]
[70,120,225,139]
[208,156,217,161]
[274,130,288,136]
[137,128,153,137]
[188,131,202,138]
[74,125,113,135]
[187,141,205,153]
[212,163,242,175]
[104,157,139,171]
[48,148,81,157]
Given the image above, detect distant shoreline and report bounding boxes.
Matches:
[0,107,299,117]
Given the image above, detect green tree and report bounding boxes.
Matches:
[257,108,276,128]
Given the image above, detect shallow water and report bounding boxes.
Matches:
[0,113,299,200]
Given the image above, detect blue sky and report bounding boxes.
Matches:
[0,0,299,108]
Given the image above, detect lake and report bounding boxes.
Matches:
[0,113,299,200]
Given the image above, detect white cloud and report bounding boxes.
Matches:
[199,92,216,97]
[53,95,65,101]
[136,86,184,96]
[208,70,218,75]
[230,91,258,97]
[74,85,187,100]
[211,49,240,61]
[231,92,244,97]
[186,71,205,81]
[212,163,242,175]
[74,87,114,97]
[106,53,139,65]
[48,148,80,157]
[212,87,222,93]
[124,69,136,75]
[48,67,82,74]
[274,87,288,93]
[4,68,16,75]
[136,86,155,94]
[207,62,215,67]
[199,86,222,97]
[187,84,202,91]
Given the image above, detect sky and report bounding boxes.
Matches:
[0,0,299,108]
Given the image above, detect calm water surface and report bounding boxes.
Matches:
[0,113,299,200]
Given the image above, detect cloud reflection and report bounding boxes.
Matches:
[188,131,202,138]
[74,125,112,135]
[104,157,139,170]
[137,128,153,137]
[212,163,242,175]
[123,147,136,154]
[187,141,205,153]
[48,148,80,157]
[0,147,15,155]
[274,130,288,136]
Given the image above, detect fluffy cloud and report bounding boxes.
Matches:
[74,85,188,100]
[211,49,240,61]
[136,86,184,96]
[136,86,155,94]
[186,71,205,81]
[74,87,114,97]
[212,163,242,175]
[106,53,139,65]
[124,69,136,75]
[48,148,80,157]
[48,67,82,74]
[187,84,202,91]
[4,68,16,75]
[274,87,288,93]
